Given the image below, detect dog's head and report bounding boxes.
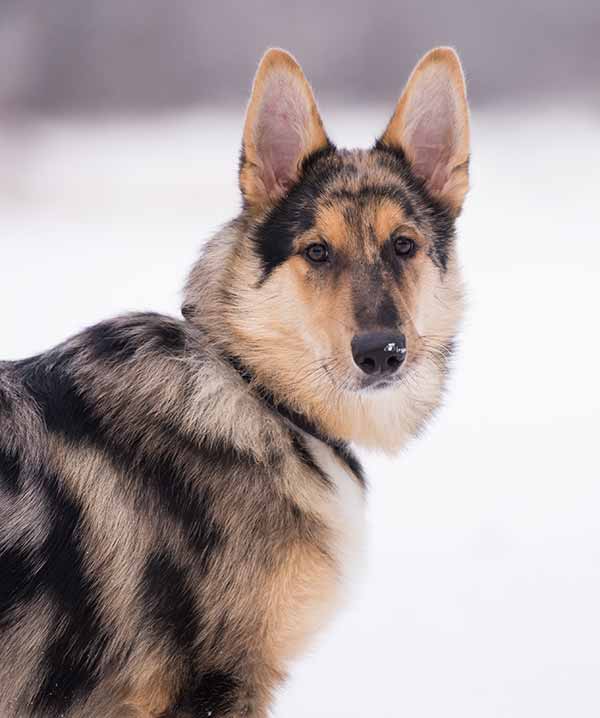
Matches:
[186,48,469,451]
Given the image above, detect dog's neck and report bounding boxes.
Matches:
[218,348,443,455]
[220,351,342,447]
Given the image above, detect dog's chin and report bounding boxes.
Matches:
[348,373,404,394]
[326,364,407,395]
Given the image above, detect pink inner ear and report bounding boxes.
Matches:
[255,76,308,195]
[404,75,458,191]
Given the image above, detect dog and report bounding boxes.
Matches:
[0,46,469,717]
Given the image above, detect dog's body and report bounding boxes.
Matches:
[0,311,366,717]
[0,48,470,717]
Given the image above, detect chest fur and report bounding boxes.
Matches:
[305,436,367,584]
[267,435,367,665]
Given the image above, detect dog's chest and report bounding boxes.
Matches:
[304,435,367,584]
[272,434,367,664]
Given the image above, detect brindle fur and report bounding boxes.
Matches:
[0,47,470,717]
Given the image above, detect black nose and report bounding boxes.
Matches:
[351,332,406,376]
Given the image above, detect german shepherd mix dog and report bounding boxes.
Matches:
[0,47,469,717]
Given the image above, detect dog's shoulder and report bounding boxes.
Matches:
[2,312,292,470]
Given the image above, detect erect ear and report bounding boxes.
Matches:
[240,48,331,211]
[379,47,470,215]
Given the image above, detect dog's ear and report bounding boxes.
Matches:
[379,47,470,215]
[240,48,331,211]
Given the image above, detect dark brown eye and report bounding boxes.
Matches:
[304,242,329,263]
[393,235,416,257]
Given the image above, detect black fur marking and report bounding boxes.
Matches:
[254,176,324,279]
[155,321,188,354]
[19,352,100,442]
[286,497,304,525]
[331,444,366,488]
[291,431,365,489]
[135,427,226,569]
[279,411,365,489]
[0,373,12,413]
[0,545,36,630]
[19,350,226,569]
[329,184,415,218]
[254,203,305,279]
[0,445,21,495]
[143,552,199,655]
[254,147,351,279]
[170,671,239,717]
[428,204,455,272]
[88,321,139,362]
[32,469,111,713]
[298,143,338,175]
[374,291,400,328]
[143,552,239,717]
[290,432,331,488]
[380,237,403,276]
[88,314,187,363]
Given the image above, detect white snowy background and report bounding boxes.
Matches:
[1,103,599,717]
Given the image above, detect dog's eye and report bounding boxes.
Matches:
[393,235,416,257]
[304,242,329,263]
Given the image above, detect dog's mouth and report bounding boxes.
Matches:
[357,373,404,392]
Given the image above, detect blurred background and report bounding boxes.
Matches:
[1,0,599,113]
[1,2,599,717]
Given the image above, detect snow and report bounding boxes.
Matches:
[1,102,599,717]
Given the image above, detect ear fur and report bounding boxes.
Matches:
[379,47,470,214]
[240,48,331,211]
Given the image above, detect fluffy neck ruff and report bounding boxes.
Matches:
[219,346,448,455]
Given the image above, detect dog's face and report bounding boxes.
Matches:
[221,48,468,423]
